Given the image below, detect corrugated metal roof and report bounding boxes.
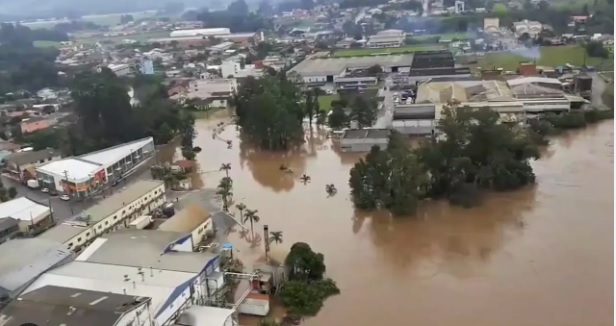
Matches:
[0,238,72,294]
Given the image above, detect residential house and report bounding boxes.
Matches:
[4,148,60,182]
[182,79,238,109]
[19,116,56,134]
[0,197,54,236]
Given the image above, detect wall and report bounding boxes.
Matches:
[340,138,388,152]
[302,76,327,83]
[190,219,213,249]
[116,301,154,326]
[64,183,166,251]
[158,286,192,326]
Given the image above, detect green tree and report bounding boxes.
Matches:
[285,242,326,281]
[327,104,349,130]
[279,279,340,317]
[235,202,246,221]
[181,149,196,160]
[234,76,304,150]
[269,230,283,244]
[7,187,17,199]
[349,96,377,128]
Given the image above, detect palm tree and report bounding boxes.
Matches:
[217,177,233,211]
[220,163,231,177]
[269,231,283,244]
[300,173,311,184]
[243,209,260,238]
[235,202,246,221]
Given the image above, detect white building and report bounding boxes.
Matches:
[0,197,52,235]
[105,63,131,76]
[0,285,154,326]
[209,41,234,54]
[513,19,543,38]
[184,79,238,108]
[38,180,166,251]
[340,129,390,152]
[170,28,231,38]
[157,203,213,251]
[23,228,228,325]
[366,29,406,48]
[221,58,263,78]
[36,137,155,198]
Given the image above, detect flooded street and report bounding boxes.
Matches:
[193,112,613,326]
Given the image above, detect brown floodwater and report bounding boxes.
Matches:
[191,111,614,326]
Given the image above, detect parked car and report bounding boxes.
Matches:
[41,188,49,193]
[60,195,70,201]
[49,190,58,197]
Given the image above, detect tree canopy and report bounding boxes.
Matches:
[349,105,541,216]
[196,0,271,33]
[280,242,340,317]
[23,70,195,155]
[233,76,305,150]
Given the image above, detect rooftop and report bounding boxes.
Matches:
[5,148,57,166]
[342,129,390,139]
[0,285,149,326]
[415,80,514,104]
[75,229,219,273]
[36,158,102,181]
[289,54,415,77]
[0,217,18,231]
[67,180,163,226]
[37,224,86,243]
[0,197,51,222]
[176,305,234,326]
[78,136,154,168]
[158,203,211,234]
[0,238,71,294]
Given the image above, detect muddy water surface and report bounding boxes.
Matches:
[193,112,614,326]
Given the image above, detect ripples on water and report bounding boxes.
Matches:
[185,113,614,326]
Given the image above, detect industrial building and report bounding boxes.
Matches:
[0,238,72,301]
[169,28,231,38]
[339,129,390,152]
[20,234,223,325]
[36,137,155,198]
[38,180,166,251]
[0,285,153,326]
[366,29,406,48]
[288,50,470,86]
[391,76,589,135]
[157,203,214,251]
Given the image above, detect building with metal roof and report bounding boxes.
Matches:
[0,238,72,300]
[38,180,166,251]
[158,203,213,251]
[35,137,155,199]
[0,197,52,235]
[0,285,152,326]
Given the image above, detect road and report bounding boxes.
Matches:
[590,72,609,110]
[373,78,395,129]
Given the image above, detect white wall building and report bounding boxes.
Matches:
[157,203,213,251]
[513,19,543,38]
[26,229,227,325]
[170,28,231,38]
[0,197,52,235]
[366,29,406,48]
[184,79,238,108]
[36,137,155,198]
[105,63,132,76]
[38,180,166,251]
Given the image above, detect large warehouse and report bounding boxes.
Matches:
[288,50,471,86]
[169,28,231,38]
[391,76,590,135]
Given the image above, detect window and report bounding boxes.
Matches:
[86,232,90,236]
[113,216,117,220]
[105,221,109,225]
[98,225,102,229]
[68,243,73,247]
[77,237,82,242]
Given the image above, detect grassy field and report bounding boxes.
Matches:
[22,11,157,29]
[33,40,63,48]
[333,45,445,57]
[318,94,339,112]
[475,45,614,71]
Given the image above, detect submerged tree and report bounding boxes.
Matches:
[216,177,233,211]
[349,105,541,215]
[349,96,377,128]
[233,76,305,150]
[243,208,260,239]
